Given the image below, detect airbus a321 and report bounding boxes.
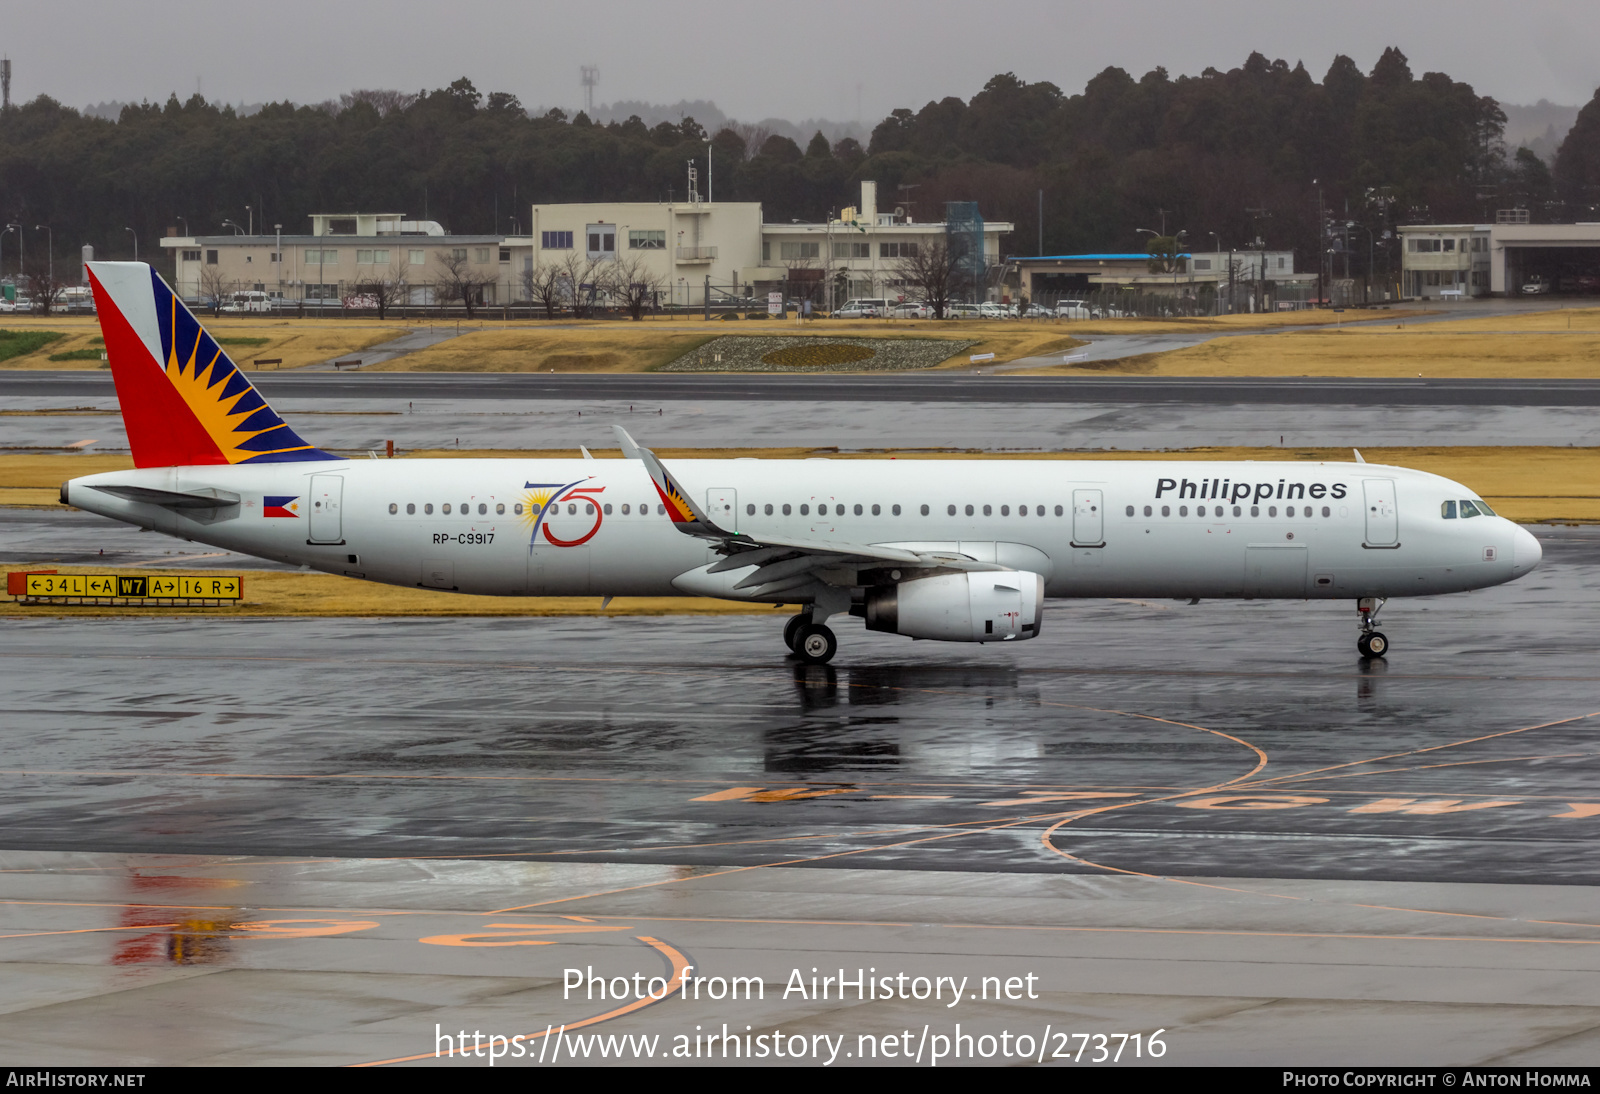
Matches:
[61,262,1542,664]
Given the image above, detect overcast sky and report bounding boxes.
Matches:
[4,0,1598,121]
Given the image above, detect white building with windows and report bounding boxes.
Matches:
[162,212,532,306]
[527,181,1013,306]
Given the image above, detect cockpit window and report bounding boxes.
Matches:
[1473,499,1495,516]
[1459,500,1482,518]
[1441,500,1457,519]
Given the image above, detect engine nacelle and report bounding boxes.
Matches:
[864,571,1044,642]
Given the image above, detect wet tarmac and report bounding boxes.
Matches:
[10,393,1600,455]
[1,525,1598,1064]
[3,525,1596,881]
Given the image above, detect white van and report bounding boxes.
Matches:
[835,298,889,318]
[220,290,272,314]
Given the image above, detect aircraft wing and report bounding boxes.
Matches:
[614,425,1007,598]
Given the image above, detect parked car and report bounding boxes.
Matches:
[891,301,929,318]
[1055,299,1092,319]
[1521,277,1551,295]
[836,297,888,318]
[946,303,983,320]
[979,302,1009,319]
[221,290,274,313]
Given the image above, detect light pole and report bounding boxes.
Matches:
[245,205,253,236]
[124,228,137,262]
[274,223,282,307]
[6,224,23,285]
[34,225,51,298]
[222,220,245,237]
[175,215,189,237]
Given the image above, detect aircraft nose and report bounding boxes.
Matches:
[1512,525,1542,573]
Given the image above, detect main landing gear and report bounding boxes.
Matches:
[1356,597,1389,659]
[784,612,838,665]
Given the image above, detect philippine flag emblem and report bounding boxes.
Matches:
[264,495,300,518]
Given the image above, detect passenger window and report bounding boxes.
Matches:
[892,504,902,516]
[746,503,755,516]
[514,503,523,515]
[478,503,488,515]
[1268,506,1277,516]
[1161,505,1170,517]
[1018,504,1028,517]
[407,503,416,515]
[1054,505,1064,516]
[1250,505,1259,516]
[871,504,880,516]
[1001,505,1011,516]
[764,503,773,515]
[1233,505,1241,517]
[442,503,451,514]
[948,504,957,516]
[622,503,631,515]
[982,504,992,516]
[1321,506,1331,517]
[1125,505,1135,517]
[965,504,975,516]
[1179,505,1188,516]
[801,504,810,516]
[1143,505,1152,517]
[496,503,506,515]
[603,503,612,515]
[782,503,792,516]
[461,502,469,514]
[657,504,666,515]
[388,503,397,514]
[855,504,864,516]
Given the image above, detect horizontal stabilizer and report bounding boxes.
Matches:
[86,484,241,509]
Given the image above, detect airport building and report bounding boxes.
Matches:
[161,213,531,307]
[161,183,1014,309]
[1399,215,1600,298]
[1010,250,1311,305]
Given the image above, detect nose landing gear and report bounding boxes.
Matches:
[1357,597,1388,659]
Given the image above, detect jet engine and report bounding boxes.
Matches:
[863,571,1044,642]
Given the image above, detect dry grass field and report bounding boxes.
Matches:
[1020,306,1600,378]
[0,315,401,371]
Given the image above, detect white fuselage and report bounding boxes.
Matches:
[65,457,1540,604]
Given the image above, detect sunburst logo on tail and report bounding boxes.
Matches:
[154,283,330,464]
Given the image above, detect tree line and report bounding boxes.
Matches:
[2,52,1598,290]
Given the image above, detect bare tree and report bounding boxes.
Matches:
[558,252,604,319]
[731,123,772,159]
[198,264,231,316]
[355,256,409,320]
[433,250,497,318]
[891,237,970,319]
[22,257,65,316]
[602,254,667,321]
[340,89,418,116]
[521,258,570,319]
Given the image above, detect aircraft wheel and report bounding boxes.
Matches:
[783,613,809,652]
[795,624,837,665]
[1357,631,1388,659]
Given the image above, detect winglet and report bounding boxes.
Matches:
[612,424,729,538]
[1353,448,1366,464]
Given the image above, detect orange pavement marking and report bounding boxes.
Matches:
[351,935,691,1067]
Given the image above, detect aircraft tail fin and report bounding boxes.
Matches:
[86,262,335,468]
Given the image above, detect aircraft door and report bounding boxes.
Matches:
[1071,489,1104,546]
[308,475,343,543]
[1363,479,1399,546]
[706,488,738,532]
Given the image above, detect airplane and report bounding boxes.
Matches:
[60,262,1542,665]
